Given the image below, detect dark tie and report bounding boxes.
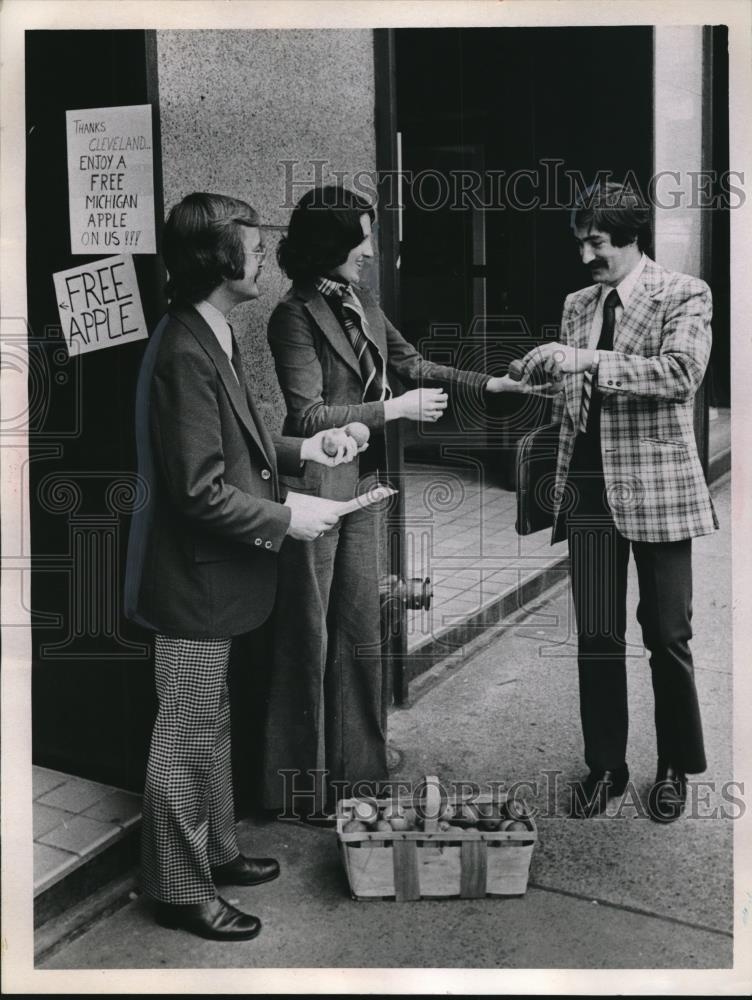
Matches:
[327,290,392,403]
[583,289,620,436]
[229,329,245,388]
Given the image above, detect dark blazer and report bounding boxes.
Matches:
[268,281,489,500]
[124,304,303,639]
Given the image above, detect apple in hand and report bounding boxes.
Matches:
[344,421,370,448]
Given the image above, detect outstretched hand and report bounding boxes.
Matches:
[301,428,361,467]
[485,368,564,397]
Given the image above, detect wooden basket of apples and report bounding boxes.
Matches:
[336,775,537,901]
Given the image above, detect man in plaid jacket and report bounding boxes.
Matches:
[521,182,718,821]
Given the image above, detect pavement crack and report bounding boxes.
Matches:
[527,880,732,939]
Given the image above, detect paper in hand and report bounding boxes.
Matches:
[284,484,397,518]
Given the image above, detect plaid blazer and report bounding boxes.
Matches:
[550,257,719,544]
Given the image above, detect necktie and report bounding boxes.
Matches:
[229,329,243,387]
[328,288,392,403]
[582,288,620,435]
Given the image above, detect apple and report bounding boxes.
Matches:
[374,819,392,833]
[344,421,370,447]
[389,816,410,831]
[403,807,418,827]
[381,803,404,823]
[353,798,379,825]
[459,803,480,824]
[321,431,340,457]
[343,819,367,833]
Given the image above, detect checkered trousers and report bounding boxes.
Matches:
[141,635,239,904]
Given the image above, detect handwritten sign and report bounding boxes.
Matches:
[66,104,156,254]
[53,256,148,356]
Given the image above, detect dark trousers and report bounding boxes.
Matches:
[566,431,706,775]
[262,504,388,812]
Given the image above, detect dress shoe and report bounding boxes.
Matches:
[569,764,630,818]
[648,763,687,824]
[154,897,261,941]
[211,854,280,887]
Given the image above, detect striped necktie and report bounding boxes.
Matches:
[323,284,392,403]
[581,288,620,435]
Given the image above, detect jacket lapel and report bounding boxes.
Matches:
[172,304,273,466]
[296,283,362,378]
[614,257,664,354]
[564,284,599,426]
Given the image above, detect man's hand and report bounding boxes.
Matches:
[520,343,596,376]
[485,373,564,396]
[284,493,341,541]
[384,387,448,423]
[301,428,359,466]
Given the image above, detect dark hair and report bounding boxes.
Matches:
[277,185,376,283]
[571,181,652,252]
[162,192,259,303]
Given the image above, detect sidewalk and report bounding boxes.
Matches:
[38,474,733,970]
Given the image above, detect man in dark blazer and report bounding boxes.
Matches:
[124,192,357,941]
[520,183,717,821]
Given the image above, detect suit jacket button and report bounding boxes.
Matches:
[264,540,273,549]
[615,381,622,386]
[261,469,271,480]
[607,380,614,385]
[254,538,262,546]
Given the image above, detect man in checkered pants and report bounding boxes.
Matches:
[125,193,360,941]
[520,182,718,821]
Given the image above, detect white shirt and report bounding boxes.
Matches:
[194,299,239,383]
[579,253,647,432]
[587,252,648,353]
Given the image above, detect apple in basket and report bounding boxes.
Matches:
[352,798,379,825]
[343,819,368,833]
[458,802,480,826]
[476,802,502,831]
[380,803,411,831]
[505,797,532,821]
[389,817,411,831]
[403,807,418,827]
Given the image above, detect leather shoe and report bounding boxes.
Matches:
[211,854,280,887]
[154,897,261,941]
[569,764,630,818]
[648,763,687,824]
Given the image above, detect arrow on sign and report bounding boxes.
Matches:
[58,302,69,310]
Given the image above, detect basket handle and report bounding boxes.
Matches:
[422,774,442,834]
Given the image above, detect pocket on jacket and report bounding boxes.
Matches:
[640,437,688,452]
[279,473,320,497]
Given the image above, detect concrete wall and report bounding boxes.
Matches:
[653,26,705,277]
[156,29,377,429]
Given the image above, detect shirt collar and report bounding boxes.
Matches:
[601,253,647,308]
[194,299,233,360]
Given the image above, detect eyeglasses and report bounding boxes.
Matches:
[248,247,267,261]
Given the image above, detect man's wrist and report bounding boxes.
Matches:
[383,397,402,422]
